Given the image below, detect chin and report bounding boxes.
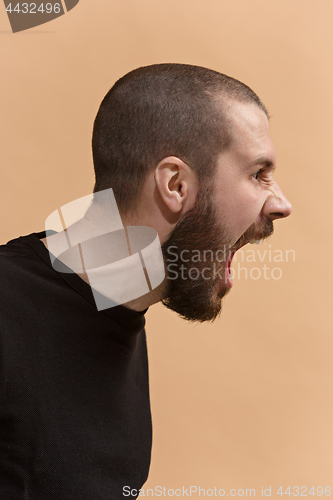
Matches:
[162,280,227,323]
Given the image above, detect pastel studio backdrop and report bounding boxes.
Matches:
[1,1,332,496]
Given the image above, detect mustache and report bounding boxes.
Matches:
[233,217,274,250]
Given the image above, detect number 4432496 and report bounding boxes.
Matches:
[277,486,331,496]
[6,3,61,14]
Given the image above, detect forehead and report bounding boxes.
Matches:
[222,100,276,166]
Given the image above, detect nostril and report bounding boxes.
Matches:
[270,212,286,218]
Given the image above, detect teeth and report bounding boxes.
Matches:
[249,238,264,245]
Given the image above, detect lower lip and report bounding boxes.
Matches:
[226,274,233,289]
[216,250,235,294]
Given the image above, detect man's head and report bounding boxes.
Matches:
[92,63,268,214]
[92,64,292,322]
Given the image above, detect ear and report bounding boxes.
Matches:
[154,156,198,214]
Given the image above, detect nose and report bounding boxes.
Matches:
[262,182,292,221]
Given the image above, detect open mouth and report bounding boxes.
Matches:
[215,219,274,295]
[224,237,264,289]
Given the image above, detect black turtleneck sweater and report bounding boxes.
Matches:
[0,232,152,499]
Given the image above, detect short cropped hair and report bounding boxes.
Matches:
[92,63,268,214]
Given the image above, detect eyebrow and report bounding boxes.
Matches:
[250,156,276,170]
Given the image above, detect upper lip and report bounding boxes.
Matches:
[232,240,251,253]
[233,233,264,253]
[228,236,263,260]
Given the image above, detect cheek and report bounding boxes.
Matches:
[223,189,265,239]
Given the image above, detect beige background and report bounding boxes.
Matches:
[1,0,332,497]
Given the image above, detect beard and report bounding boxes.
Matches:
[161,188,273,323]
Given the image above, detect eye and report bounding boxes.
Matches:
[252,168,265,180]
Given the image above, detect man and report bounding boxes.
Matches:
[0,64,291,499]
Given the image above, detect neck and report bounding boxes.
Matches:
[41,202,167,312]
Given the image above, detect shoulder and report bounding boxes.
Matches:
[0,233,48,294]
[0,235,36,273]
